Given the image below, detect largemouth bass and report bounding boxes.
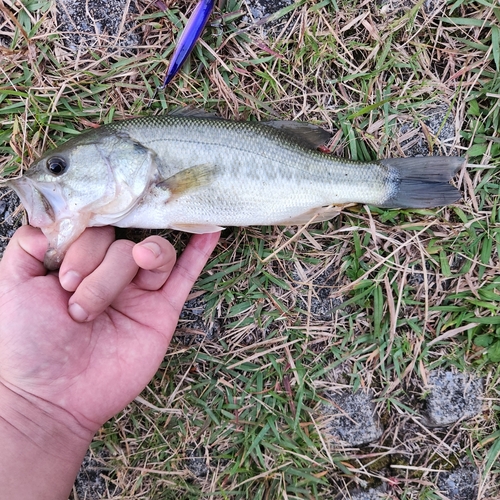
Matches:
[8,111,464,270]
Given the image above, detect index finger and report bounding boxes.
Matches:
[59,227,115,292]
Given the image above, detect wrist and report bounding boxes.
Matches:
[0,381,94,500]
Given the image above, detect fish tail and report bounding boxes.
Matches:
[380,156,464,208]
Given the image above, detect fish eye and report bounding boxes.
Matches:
[46,157,67,176]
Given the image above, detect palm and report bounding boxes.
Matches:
[0,227,219,432]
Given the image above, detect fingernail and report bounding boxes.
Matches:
[139,241,161,258]
[68,302,88,322]
[60,270,82,292]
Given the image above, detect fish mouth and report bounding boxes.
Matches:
[7,176,56,229]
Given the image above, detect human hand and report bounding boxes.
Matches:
[0,225,220,433]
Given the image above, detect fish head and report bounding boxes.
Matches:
[9,128,158,270]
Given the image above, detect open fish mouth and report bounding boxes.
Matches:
[9,177,56,228]
[8,175,94,270]
[8,176,56,229]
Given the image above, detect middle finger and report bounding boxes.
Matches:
[68,239,138,322]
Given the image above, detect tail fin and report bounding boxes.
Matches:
[380,156,464,209]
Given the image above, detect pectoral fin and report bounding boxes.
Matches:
[157,163,219,201]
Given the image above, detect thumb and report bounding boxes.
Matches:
[0,225,48,282]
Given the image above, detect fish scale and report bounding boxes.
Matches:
[112,115,391,205]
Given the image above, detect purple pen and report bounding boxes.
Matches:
[161,0,215,88]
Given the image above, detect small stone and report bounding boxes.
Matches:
[176,295,222,346]
[437,465,479,500]
[245,0,293,22]
[184,445,229,480]
[322,390,383,447]
[423,370,483,427]
[243,0,294,36]
[292,263,344,322]
[398,104,458,157]
[336,485,388,500]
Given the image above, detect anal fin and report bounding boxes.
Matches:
[169,223,225,234]
[275,204,353,225]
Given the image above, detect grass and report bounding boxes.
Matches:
[1,0,500,497]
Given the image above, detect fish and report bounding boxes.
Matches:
[8,110,464,270]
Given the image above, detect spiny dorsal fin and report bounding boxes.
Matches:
[262,121,331,150]
[168,109,331,149]
[168,107,225,120]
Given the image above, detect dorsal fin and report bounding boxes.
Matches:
[168,109,331,149]
[262,121,331,150]
[168,107,225,120]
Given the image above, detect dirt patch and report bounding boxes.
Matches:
[71,449,121,500]
[0,187,22,258]
[56,0,142,53]
[176,295,223,346]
